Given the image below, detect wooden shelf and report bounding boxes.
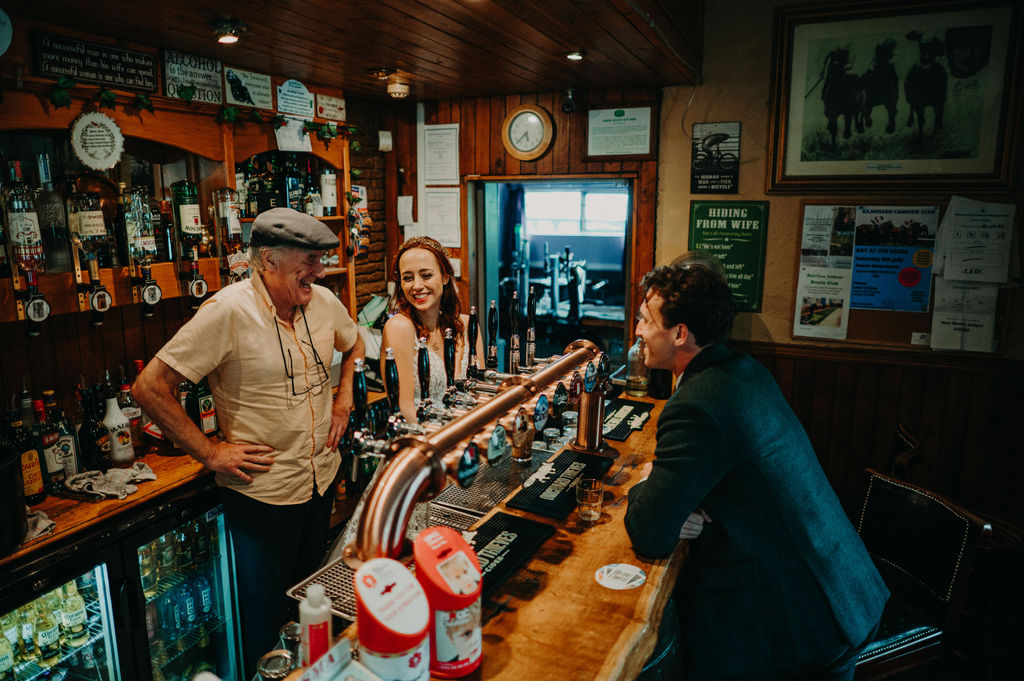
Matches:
[323,267,348,276]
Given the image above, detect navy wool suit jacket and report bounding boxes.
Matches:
[625,344,888,679]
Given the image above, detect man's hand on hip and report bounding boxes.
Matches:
[202,441,274,483]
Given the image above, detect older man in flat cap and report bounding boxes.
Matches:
[135,207,364,673]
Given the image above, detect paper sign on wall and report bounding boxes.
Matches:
[276,79,315,117]
[164,50,222,103]
[316,94,346,121]
[275,116,313,152]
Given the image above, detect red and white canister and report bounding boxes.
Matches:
[354,557,431,681]
[413,526,483,677]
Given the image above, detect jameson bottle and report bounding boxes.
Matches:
[171,179,203,257]
[12,419,46,505]
[30,399,65,493]
[35,154,72,273]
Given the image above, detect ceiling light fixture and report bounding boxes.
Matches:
[566,51,585,61]
[213,18,246,44]
[387,81,410,99]
[369,67,397,80]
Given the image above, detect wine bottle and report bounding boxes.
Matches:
[320,167,338,216]
[215,187,249,281]
[171,179,202,257]
[35,154,72,274]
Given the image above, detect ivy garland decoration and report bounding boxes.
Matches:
[98,88,118,110]
[177,85,197,104]
[49,77,77,109]
[217,106,239,123]
[133,93,155,113]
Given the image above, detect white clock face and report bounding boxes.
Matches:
[509,112,544,151]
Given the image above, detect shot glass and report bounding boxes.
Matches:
[576,477,604,524]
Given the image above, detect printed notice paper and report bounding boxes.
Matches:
[850,206,937,312]
[793,205,854,339]
[934,195,1015,283]
[929,278,998,352]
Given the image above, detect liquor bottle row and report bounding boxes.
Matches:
[0,155,251,292]
[234,151,339,220]
[3,362,217,507]
[139,520,221,599]
[0,572,104,678]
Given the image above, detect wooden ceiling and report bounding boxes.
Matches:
[4,0,702,101]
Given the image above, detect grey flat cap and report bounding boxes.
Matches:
[250,207,340,249]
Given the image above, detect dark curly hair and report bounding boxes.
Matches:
[388,236,465,346]
[640,264,737,347]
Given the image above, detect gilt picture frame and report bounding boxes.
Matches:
[766,0,1021,193]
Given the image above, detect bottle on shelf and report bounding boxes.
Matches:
[19,378,35,431]
[17,605,37,663]
[176,521,196,574]
[68,191,113,282]
[0,632,14,679]
[177,579,197,629]
[35,153,72,274]
[215,187,249,282]
[102,379,134,469]
[1,611,20,663]
[193,571,213,621]
[233,162,249,219]
[31,596,61,668]
[625,337,649,397]
[320,165,338,217]
[125,185,158,275]
[63,580,89,647]
[43,389,82,478]
[156,531,177,582]
[282,154,305,211]
[171,179,203,259]
[31,399,65,493]
[157,200,176,263]
[117,380,145,459]
[12,418,46,506]
[4,160,46,278]
[80,386,112,472]
[140,540,158,599]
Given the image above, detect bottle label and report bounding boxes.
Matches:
[120,406,142,420]
[43,440,64,474]
[78,211,107,238]
[57,434,79,476]
[37,623,60,646]
[178,204,202,235]
[21,451,44,495]
[139,235,157,252]
[0,648,12,671]
[198,583,213,614]
[7,211,43,246]
[3,625,18,647]
[320,173,338,209]
[302,621,330,666]
[227,251,250,280]
[359,639,430,681]
[144,420,165,440]
[200,397,217,434]
[66,607,86,628]
[109,424,134,464]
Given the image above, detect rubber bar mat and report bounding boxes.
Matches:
[505,449,614,519]
[432,446,555,514]
[603,398,654,442]
[466,511,556,599]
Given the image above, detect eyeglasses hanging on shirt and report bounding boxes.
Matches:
[275,307,331,396]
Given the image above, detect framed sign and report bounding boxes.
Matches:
[688,201,769,312]
[767,0,1022,193]
[586,106,656,159]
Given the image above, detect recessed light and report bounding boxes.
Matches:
[213,18,246,44]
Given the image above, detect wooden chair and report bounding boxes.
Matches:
[887,424,921,480]
[854,469,991,680]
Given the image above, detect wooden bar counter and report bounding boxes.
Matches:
[318,395,683,681]
[0,449,209,573]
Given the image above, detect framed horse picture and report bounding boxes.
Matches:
[766,0,1022,193]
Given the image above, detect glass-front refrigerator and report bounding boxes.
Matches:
[1,554,124,681]
[127,492,242,681]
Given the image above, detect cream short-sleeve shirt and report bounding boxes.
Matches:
[157,274,358,505]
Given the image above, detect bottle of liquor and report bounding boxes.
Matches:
[31,399,65,493]
[80,387,112,472]
[246,159,262,217]
[68,192,111,281]
[1,611,20,663]
[31,598,61,668]
[44,589,64,650]
[35,153,72,274]
[12,419,47,505]
[156,531,177,582]
[0,632,14,680]
[63,580,89,647]
[625,337,649,397]
[261,154,280,212]
[19,378,35,431]
[193,572,213,621]
[171,180,202,258]
[194,378,217,436]
[157,200,176,263]
[139,541,158,599]
[282,154,304,211]
[320,166,338,217]
[102,384,134,469]
[117,381,145,459]
[176,522,195,574]
[215,187,249,282]
[125,186,157,274]
[177,580,197,629]
[43,390,81,478]
[233,163,249,219]
[4,161,46,280]
[113,182,131,268]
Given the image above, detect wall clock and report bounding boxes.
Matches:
[501,104,553,161]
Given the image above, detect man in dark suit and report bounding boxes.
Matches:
[624,261,888,681]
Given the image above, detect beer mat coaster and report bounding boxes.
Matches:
[289,558,359,621]
[505,450,614,518]
[462,512,556,599]
[432,446,554,514]
[603,398,654,442]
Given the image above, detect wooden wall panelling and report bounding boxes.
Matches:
[917,368,950,492]
[828,363,857,496]
[503,95,521,176]
[847,363,881,490]
[809,360,837,472]
[489,97,507,176]
[986,373,1024,519]
[959,373,996,507]
[474,98,491,177]
[536,93,556,176]
[936,370,972,499]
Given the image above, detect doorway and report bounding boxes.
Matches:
[468,178,632,370]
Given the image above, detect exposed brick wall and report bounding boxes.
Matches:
[346,99,388,311]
